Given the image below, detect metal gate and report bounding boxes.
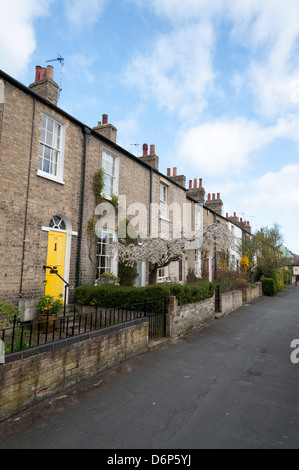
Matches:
[144,296,167,341]
[215,284,221,313]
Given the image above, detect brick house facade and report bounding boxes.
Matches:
[0,66,252,314]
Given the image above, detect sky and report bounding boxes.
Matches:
[1,0,299,254]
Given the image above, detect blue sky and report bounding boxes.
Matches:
[1,0,299,253]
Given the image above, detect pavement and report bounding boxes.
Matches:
[1,285,299,451]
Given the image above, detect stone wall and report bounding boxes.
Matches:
[0,318,148,422]
[219,290,243,316]
[242,282,262,304]
[167,295,215,338]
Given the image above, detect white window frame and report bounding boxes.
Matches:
[102,150,119,198]
[157,265,169,282]
[160,183,168,219]
[195,249,201,277]
[97,228,118,276]
[194,204,201,230]
[37,112,65,184]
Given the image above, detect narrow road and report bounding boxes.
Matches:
[1,285,299,450]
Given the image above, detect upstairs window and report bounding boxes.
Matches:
[38,113,65,183]
[194,204,201,230]
[160,183,168,218]
[102,150,118,197]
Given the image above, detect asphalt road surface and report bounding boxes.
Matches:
[1,285,299,451]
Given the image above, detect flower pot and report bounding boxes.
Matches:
[37,314,58,333]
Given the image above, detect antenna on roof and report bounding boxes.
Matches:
[46,53,64,102]
[130,141,140,157]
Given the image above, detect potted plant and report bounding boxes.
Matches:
[37,294,63,333]
[95,272,119,285]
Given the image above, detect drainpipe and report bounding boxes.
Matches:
[76,126,91,287]
[19,99,36,297]
[149,167,153,236]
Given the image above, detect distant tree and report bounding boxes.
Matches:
[255,223,287,275]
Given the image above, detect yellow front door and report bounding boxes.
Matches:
[45,231,66,299]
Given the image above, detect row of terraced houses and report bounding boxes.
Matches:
[0,65,252,320]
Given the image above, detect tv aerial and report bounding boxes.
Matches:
[130,141,140,157]
[46,53,64,102]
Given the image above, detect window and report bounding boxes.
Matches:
[102,150,118,197]
[195,249,201,277]
[194,205,200,230]
[49,215,66,231]
[160,184,167,218]
[97,229,117,276]
[231,254,236,270]
[38,113,65,183]
[158,265,169,281]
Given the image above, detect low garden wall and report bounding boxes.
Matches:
[242,282,262,303]
[167,295,215,338]
[0,317,148,422]
[220,290,243,316]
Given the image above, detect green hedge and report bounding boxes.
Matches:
[267,268,284,292]
[261,278,277,296]
[75,281,215,308]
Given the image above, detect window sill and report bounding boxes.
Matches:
[159,215,170,222]
[37,170,65,185]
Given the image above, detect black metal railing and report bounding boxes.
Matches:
[1,296,168,356]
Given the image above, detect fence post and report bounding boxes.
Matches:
[11,315,17,352]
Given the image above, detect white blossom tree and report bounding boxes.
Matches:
[115,233,198,284]
[113,222,236,285]
[202,222,236,252]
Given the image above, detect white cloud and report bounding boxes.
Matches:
[63,0,108,29]
[123,21,215,121]
[0,0,53,77]
[249,164,299,210]
[128,0,299,121]
[240,164,299,252]
[177,117,299,176]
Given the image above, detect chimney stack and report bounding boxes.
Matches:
[29,65,59,105]
[205,191,223,216]
[93,113,117,143]
[139,143,159,170]
[168,166,186,188]
[187,178,205,203]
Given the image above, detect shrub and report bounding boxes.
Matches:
[75,280,215,308]
[283,269,292,285]
[261,278,277,296]
[267,269,284,292]
[0,301,22,328]
[37,294,63,316]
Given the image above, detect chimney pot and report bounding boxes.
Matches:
[234,212,236,217]
[189,180,192,189]
[167,168,171,177]
[40,67,47,80]
[226,212,229,218]
[194,178,197,188]
[173,167,177,176]
[35,66,42,82]
[240,218,243,222]
[102,114,108,124]
[150,144,155,155]
[208,193,211,201]
[212,193,215,200]
[217,192,220,199]
[199,178,202,187]
[143,143,148,156]
[46,65,53,80]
